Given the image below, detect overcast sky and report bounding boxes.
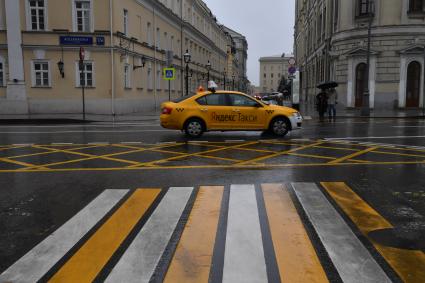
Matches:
[203,0,295,86]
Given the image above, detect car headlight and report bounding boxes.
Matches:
[292,112,302,118]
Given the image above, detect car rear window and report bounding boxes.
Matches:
[196,94,227,106]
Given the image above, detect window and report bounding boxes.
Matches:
[76,61,94,87]
[164,32,168,50]
[264,73,266,78]
[228,94,259,107]
[124,64,131,88]
[271,73,274,78]
[409,0,423,12]
[170,36,174,52]
[156,66,161,90]
[147,22,152,45]
[28,0,46,31]
[147,65,153,90]
[74,0,92,32]
[156,28,160,49]
[32,61,50,87]
[123,9,128,36]
[0,61,5,87]
[357,0,371,17]
[199,93,228,106]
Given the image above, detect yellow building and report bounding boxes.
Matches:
[0,0,241,114]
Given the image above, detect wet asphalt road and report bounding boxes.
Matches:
[0,118,424,282]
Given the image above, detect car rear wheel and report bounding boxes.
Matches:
[184,118,205,138]
[270,117,290,137]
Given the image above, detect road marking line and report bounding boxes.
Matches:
[326,135,425,140]
[120,142,142,145]
[51,143,74,145]
[164,186,223,283]
[224,140,246,143]
[12,143,34,146]
[222,185,267,283]
[49,189,160,283]
[328,147,378,164]
[322,182,425,283]
[0,190,128,283]
[262,184,328,283]
[134,141,259,167]
[4,145,103,160]
[238,141,325,165]
[291,183,391,283]
[106,187,193,283]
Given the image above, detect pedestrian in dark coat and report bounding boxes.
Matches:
[316,89,328,120]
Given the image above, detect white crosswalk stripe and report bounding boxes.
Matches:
[0,189,128,283]
[223,185,268,283]
[291,183,391,283]
[106,187,193,283]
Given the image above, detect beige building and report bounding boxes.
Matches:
[259,54,292,92]
[223,26,248,92]
[295,0,425,109]
[0,0,243,115]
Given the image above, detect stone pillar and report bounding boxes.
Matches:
[4,0,28,114]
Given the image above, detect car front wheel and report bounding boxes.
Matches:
[270,117,290,137]
[184,118,205,138]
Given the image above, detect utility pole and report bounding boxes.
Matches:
[79,47,86,121]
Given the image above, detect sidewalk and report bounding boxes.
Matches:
[0,112,160,124]
[298,103,425,119]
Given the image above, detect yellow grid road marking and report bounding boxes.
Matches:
[322,182,425,283]
[49,189,160,283]
[132,141,259,167]
[164,186,223,283]
[0,157,48,170]
[328,147,379,164]
[262,184,328,282]
[237,141,325,165]
[0,160,425,173]
[372,150,425,159]
[4,145,105,159]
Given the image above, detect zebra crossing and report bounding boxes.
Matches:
[1,183,424,283]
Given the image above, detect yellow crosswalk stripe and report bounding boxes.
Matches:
[322,182,425,283]
[262,184,328,283]
[49,189,160,283]
[164,186,223,283]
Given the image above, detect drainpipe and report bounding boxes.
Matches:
[153,7,157,112]
[180,0,184,97]
[109,0,115,116]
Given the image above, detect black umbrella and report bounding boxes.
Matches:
[317,81,338,89]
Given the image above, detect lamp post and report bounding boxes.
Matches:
[183,49,191,96]
[232,74,235,90]
[223,68,227,90]
[361,0,374,117]
[206,60,211,83]
[57,60,65,78]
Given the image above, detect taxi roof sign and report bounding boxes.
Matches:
[163,68,176,80]
[207,80,218,92]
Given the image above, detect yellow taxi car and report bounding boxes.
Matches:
[160,88,302,138]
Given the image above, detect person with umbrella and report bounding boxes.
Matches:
[315,87,328,120]
[327,87,338,120]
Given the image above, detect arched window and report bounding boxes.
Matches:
[409,0,423,12]
[355,63,367,107]
[406,61,421,107]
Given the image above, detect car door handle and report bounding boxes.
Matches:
[200,108,208,112]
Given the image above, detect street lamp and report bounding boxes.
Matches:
[223,68,227,90]
[232,74,235,90]
[183,50,191,96]
[206,60,211,82]
[361,0,374,117]
[57,60,65,78]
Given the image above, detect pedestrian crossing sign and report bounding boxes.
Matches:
[163,68,176,80]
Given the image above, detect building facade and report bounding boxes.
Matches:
[295,0,425,109]
[223,26,248,92]
[0,0,244,115]
[259,54,291,92]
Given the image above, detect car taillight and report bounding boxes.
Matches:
[162,107,173,115]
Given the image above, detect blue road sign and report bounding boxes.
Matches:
[163,68,176,80]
